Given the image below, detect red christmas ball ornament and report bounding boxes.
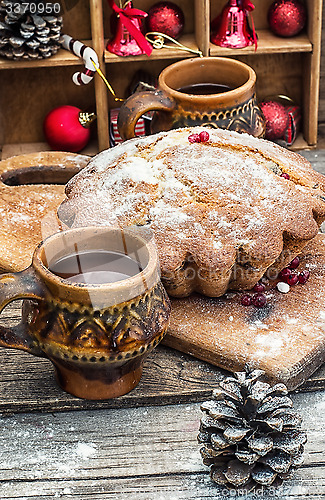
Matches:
[43,106,94,153]
[260,100,290,141]
[147,1,185,40]
[268,0,307,37]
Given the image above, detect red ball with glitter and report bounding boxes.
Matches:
[268,0,307,37]
[147,1,185,40]
[260,100,290,141]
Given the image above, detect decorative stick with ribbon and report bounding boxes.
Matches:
[61,35,99,85]
[60,34,124,101]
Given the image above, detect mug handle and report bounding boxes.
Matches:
[0,267,46,356]
[117,90,176,141]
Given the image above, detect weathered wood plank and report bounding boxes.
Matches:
[1,296,325,417]
[299,149,325,174]
[0,301,228,413]
[0,390,324,499]
[299,363,325,392]
[0,300,324,414]
[1,473,325,500]
[0,344,225,414]
[318,5,325,124]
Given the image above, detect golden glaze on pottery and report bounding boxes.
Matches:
[118,57,265,140]
[0,227,171,399]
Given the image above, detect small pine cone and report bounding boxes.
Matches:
[198,365,307,491]
[0,0,62,60]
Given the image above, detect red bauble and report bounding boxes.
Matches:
[147,1,185,40]
[268,0,307,37]
[260,101,290,141]
[43,106,91,153]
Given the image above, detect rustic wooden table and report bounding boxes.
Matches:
[0,149,325,500]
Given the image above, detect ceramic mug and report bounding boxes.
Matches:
[118,57,265,140]
[0,226,171,400]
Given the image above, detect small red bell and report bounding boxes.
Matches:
[211,0,257,49]
[106,0,152,57]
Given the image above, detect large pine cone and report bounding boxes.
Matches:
[0,0,62,60]
[198,365,307,491]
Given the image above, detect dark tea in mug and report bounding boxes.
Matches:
[176,83,234,95]
[49,249,142,284]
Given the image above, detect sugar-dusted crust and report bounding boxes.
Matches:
[61,127,325,297]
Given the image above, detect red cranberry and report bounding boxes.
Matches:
[298,270,310,284]
[188,133,201,143]
[241,294,252,306]
[287,273,299,286]
[253,282,266,293]
[279,268,291,280]
[281,173,290,180]
[199,130,210,142]
[252,293,267,308]
[289,256,300,269]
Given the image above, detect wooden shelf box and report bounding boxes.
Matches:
[0,0,322,157]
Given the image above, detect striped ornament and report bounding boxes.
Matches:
[110,108,146,145]
[61,34,99,85]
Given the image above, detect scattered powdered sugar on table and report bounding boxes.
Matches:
[76,442,97,459]
[0,414,97,479]
[254,331,285,356]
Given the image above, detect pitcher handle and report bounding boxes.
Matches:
[0,267,46,356]
[117,90,176,141]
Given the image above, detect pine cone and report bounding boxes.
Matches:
[0,0,62,60]
[198,365,307,491]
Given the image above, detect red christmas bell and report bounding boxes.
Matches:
[211,0,257,50]
[106,0,153,57]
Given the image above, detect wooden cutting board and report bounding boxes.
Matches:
[0,152,90,272]
[165,234,325,390]
[0,152,324,390]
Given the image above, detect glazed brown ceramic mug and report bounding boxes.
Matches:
[0,226,171,400]
[118,57,265,140]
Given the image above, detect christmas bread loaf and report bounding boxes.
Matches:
[60,127,325,298]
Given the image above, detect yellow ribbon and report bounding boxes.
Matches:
[145,32,203,57]
[91,58,124,102]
